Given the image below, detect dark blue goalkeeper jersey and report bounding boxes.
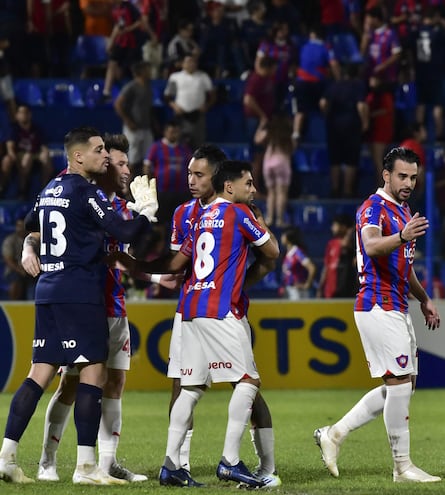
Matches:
[26,173,149,304]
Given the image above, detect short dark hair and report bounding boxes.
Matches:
[366,6,385,21]
[283,227,306,250]
[192,144,227,171]
[64,126,102,153]
[332,213,354,228]
[131,60,150,76]
[211,160,253,193]
[104,133,129,154]
[383,147,419,172]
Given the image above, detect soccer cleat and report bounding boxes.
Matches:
[255,471,282,488]
[37,463,59,481]
[159,465,204,487]
[0,455,35,483]
[393,464,441,483]
[216,460,265,488]
[72,464,128,485]
[109,462,148,482]
[314,426,339,477]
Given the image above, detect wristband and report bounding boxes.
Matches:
[399,230,408,243]
[150,274,162,284]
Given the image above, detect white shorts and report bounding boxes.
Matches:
[180,314,260,386]
[167,312,182,378]
[61,316,131,374]
[354,305,418,378]
[106,317,131,370]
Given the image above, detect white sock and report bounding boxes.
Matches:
[165,388,203,470]
[179,429,193,471]
[0,438,18,458]
[383,382,412,468]
[40,397,72,466]
[222,382,258,466]
[330,385,386,444]
[98,398,121,471]
[251,427,275,474]
[76,445,96,467]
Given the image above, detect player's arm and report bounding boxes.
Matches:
[361,212,429,257]
[21,232,41,277]
[409,269,440,330]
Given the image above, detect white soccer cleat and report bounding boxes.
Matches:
[109,462,148,482]
[255,470,282,488]
[0,455,35,483]
[37,463,59,481]
[72,464,128,485]
[314,426,339,477]
[393,464,441,483]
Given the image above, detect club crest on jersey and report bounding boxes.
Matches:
[96,189,108,202]
[365,207,373,218]
[396,354,409,368]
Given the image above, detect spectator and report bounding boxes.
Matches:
[266,0,301,37]
[79,0,114,36]
[0,36,16,120]
[280,227,316,300]
[360,6,401,92]
[2,217,34,300]
[292,25,340,145]
[164,54,216,150]
[412,7,445,142]
[140,0,169,44]
[254,113,293,227]
[114,60,156,173]
[26,0,74,78]
[320,62,369,198]
[165,18,200,74]
[102,0,143,102]
[1,104,53,199]
[199,2,245,78]
[143,119,192,233]
[365,75,395,188]
[239,0,270,72]
[255,20,297,109]
[317,213,357,299]
[243,55,277,192]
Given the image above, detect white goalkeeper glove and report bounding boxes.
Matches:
[127,175,158,222]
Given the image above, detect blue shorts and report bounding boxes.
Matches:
[33,303,109,366]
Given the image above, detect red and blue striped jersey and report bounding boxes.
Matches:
[178,198,270,320]
[104,196,133,317]
[355,189,414,313]
[281,245,309,286]
[170,198,202,252]
[367,26,401,83]
[146,140,192,193]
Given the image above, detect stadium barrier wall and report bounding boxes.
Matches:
[0,300,443,392]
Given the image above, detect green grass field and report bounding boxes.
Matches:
[0,388,444,494]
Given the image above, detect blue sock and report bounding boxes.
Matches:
[74,383,102,446]
[5,378,43,441]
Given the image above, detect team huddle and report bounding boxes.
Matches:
[0,128,441,486]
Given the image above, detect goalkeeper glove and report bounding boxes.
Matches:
[127,175,158,222]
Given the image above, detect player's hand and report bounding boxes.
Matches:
[106,251,137,274]
[127,175,158,222]
[400,212,429,241]
[159,273,184,290]
[21,246,41,277]
[420,300,440,330]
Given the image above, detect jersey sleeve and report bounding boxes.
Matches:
[235,204,270,246]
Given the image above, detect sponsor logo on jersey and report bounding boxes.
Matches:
[198,218,224,229]
[40,261,65,272]
[186,280,216,293]
[39,197,70,208]
[33,338,46,348]
[243,217,261,237]
[88,197,105,218]
[45,185,63,197]
[403,245,415,264]
[181,368,193,376]
[208,361,232,369]
[62,339,77,349]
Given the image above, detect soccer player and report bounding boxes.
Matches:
[163,145,281,487]
[112,160,280,488]
[0,126,157,485]
[23,134,153,483]
[314,147,441,483]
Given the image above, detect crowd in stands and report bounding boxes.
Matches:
[1,0,445,300]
